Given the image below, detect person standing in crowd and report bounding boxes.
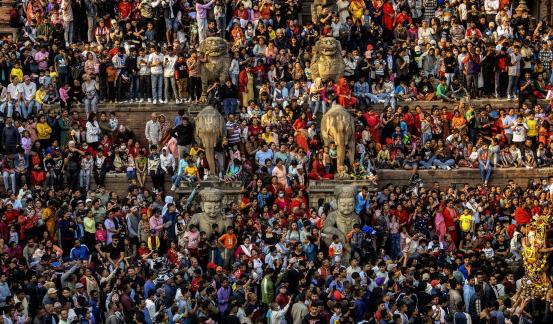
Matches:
[148,46,164,105]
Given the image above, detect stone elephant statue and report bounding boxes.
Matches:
[320,104,355,174]
[194,106,226,177]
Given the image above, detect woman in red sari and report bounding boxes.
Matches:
[442,201,459,246]
[336,77,357,108]
[382,0,395,32]
[293,112,309,152]
[363,108,381,143]
[309,151,333,180]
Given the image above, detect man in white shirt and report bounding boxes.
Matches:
[6,76,23,118]
[160,147,176,176]
[163,47,178,104]
[145,113,161,147]
[20,76,36,119]
[148,46,164,104]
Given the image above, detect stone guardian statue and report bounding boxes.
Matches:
[198,37,231,103]
[322,185,362,262]
[310,37,345,82]
[188,187,231,235]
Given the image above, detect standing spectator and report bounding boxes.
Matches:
[145,113,161,148]
[187,50,202,102]
[148,46,164,104]
[61,0,73,46]
[196,0,215,43]
[163,47,178,104]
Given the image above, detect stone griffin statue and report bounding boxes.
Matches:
[520,213,553,299]
[322,185,361,263]
[198,37,230,103]
[194,106,226,178]
[320,104,355,177]
[188,187,231,235]
[310,37,345,82]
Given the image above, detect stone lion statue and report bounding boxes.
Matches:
[320,104,355,175]
[198,37,231,103]
[194,106,226,177]
[188,187,231,235]
[310,37,345,82]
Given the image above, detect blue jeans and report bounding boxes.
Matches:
[3,171,15,192]
[419,156,435,169]
[128,74,139,100]
[479,163,492,182]
[19,100,34,119]
[223,98,237,115]
[433,159,455,169]
[390,233,401,259]
[151,74,163,100]
[80,169,91,189]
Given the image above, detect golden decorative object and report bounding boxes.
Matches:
[521,214,552,299]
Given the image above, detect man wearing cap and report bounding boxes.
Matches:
[42,288,59,306]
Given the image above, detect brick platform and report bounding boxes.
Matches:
[73,98,548,144]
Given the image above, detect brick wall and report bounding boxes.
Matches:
[306,167,553,207]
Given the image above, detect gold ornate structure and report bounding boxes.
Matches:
[521,213,552,299]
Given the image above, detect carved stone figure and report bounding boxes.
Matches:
[199,37,231,103]
[310,37,345,82]
[322,185,361,262]
[311,0,327,23]
[320,104,355,175]
[194,106,226,177]
[188,187,231,235]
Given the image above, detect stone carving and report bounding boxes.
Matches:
[199,37,231,103]
[311,0,326,23]
[310,37,345,82]
[320,104,355,175]
[322,185,361,262]
[188,187,231,235]
[194,106,226,177]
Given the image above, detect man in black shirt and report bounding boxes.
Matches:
[171,117,195,159]
[221,79,239,116]
[174,55,188,103]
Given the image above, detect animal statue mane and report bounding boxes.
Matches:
[310,37,345,82]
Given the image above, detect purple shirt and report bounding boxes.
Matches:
[195,0,214,19]
[217,286,231,313]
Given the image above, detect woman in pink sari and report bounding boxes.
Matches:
[433,205,447,243]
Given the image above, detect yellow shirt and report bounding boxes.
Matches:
[459,214,473,232]
[10,68,23,82]
[83,217,96,234]
[36,88,46,104]
[261,132,273,144]
[36,122,52,140]
[261,113,276,126]
[189,147,204,158]
[526,118,538,137]
[184,165,198,176]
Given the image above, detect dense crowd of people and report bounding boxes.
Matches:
[1,0,553,323]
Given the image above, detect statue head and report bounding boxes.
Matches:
[199,187,223,219]
[199,37,229,57]
[334,185,357,215]
[314,37,343,58]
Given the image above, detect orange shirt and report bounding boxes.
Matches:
[218,233,237,250]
